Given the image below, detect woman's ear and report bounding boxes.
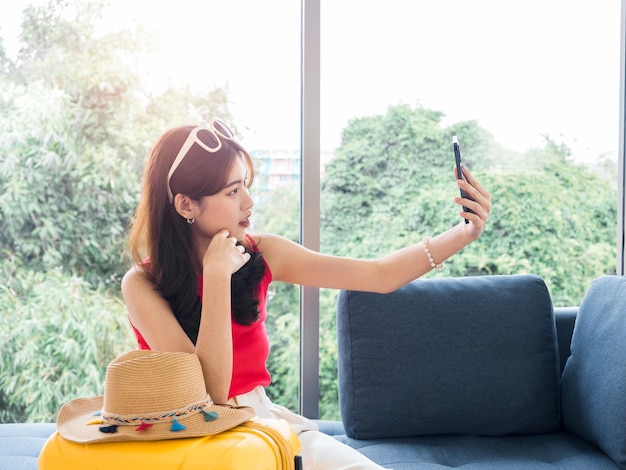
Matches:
[173,193,195,220]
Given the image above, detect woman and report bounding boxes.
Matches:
[122,119,492,469]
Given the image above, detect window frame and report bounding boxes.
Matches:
[618,0,626,276]
[299,0,321,418]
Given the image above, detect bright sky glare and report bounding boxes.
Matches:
[1,1,621,162]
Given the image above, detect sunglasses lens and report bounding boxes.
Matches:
[196,129,220,149]
[212,120,234,139]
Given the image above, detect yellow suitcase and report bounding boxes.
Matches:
[38,417,302,470]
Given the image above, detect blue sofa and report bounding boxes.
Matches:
[318,274,626,469]
[2,274,625,469]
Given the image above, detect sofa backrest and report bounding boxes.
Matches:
[336,274,561,440]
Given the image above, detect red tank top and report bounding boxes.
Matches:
[130,236,272,399]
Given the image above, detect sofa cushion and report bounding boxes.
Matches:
[0,423,56,470]
[337,274,561,440]
[561,275,626,469]
[333,431,620,469]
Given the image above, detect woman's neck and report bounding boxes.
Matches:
[193,234,212,271]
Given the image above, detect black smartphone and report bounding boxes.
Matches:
[453,135,474,224]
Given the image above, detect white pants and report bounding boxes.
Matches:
[228,386,388,470]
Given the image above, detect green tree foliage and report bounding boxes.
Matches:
[0,0,236,290]
[0,0,146,288]
[322,105,513,259]
[476,141,616,305]
[13,0,149,156]
[0,254,134,422]
[0,0,234,422]
[321,105,616,305]
[0,79,138,287]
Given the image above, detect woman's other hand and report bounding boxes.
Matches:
[203,229,251,275]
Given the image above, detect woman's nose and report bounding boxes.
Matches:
[243,189,254,209]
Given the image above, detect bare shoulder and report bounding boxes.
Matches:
[120,265,192,352]
[121,266,157,300]
[249,232,295,251]
[249,233,294,276]
[120,265,175,329]
[249,233,307,261]
[248,232,326,283]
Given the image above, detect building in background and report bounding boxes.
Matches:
[252,149,334,190]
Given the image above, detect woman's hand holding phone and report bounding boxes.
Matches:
[453,135,475,224]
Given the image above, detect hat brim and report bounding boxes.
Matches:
[57,396,256,443]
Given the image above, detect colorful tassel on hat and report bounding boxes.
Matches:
[135,422,154,432]
[201,409,219,421]
[170,419,186,432]
[99,424,119,434]
[86,418,104,425]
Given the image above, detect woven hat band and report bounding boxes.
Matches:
[102,397,213,426]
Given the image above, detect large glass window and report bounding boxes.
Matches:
[317,0,620,419]
[0,0,302,421]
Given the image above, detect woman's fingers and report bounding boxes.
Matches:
[204,230,251,273]
[454,166,492,236]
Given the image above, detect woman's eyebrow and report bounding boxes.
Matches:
[224,173,248,189]
[225,179,243,188]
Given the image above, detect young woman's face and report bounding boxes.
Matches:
[193,157,254,241]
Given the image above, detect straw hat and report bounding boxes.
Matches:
[57,350,255,443]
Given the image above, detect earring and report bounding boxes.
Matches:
[186,217,195,225]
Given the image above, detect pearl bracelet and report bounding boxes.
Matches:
[423,237,444,271]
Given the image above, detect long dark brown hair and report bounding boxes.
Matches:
[127,125,265,341]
